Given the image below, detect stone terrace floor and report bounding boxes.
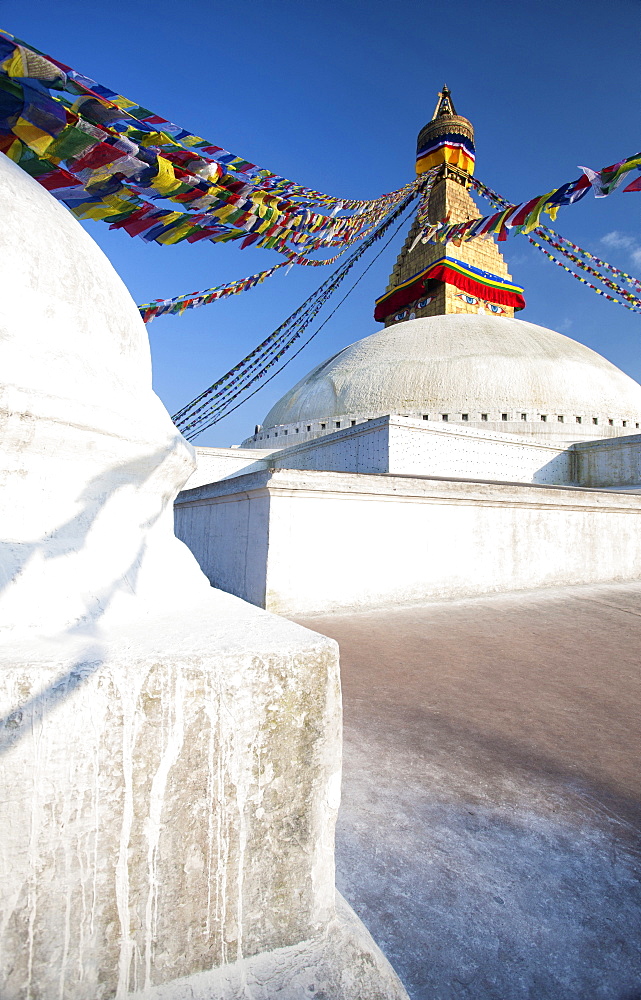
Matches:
[294,581,641,1000]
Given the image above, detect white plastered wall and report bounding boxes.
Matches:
[175,470,641,615]
[183,447,273,490]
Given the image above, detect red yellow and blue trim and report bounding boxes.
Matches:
[374,255,525,321]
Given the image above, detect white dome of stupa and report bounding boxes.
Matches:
[0,152,210,635]
[244,314,641,446]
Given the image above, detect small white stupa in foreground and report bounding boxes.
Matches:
[0,153,408,1000]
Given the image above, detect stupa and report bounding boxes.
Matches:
[176,90,641,617]
[240,88,641,450]
[0,152,408,1000]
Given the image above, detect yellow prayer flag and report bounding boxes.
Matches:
[102,194,137,214]
[140,131,177,148]
[2,48,26,78]
[151,156,182,196]
[4,137,23,162]
[155,221,195,245]
[215,204,237,222]
[522,192,556,234]
[12,118,55,156]
[71,202,120,221]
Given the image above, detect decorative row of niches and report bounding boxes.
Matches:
[251,413,641,441]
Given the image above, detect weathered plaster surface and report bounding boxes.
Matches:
[0,605,407,999]
[0,604,343,998]
[131,891,403,999]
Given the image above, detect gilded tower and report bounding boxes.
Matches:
[375,87,524,326]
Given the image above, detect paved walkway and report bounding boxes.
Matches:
[294,582,641,1000]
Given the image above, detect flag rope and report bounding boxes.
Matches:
[471,176,641,313]
[173,187,422,436]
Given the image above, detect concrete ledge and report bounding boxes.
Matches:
[177,468,641,512]
[175,469,641,615]
[183,447,274,490]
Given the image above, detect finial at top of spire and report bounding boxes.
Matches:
[432,85,457,120]
[416,87,475,179]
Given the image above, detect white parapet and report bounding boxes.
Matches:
[175,468,641,615]
[0,155,407,1000]
[0,602,341,996]
[573,433,641,488]
[263,414,575,484]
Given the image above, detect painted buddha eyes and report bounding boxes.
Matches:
[394,293,504,321]
[394,296,434,321]
[455,292,505,315]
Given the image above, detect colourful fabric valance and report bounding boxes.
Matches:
[416,132,475,176]
[374,256,525,321]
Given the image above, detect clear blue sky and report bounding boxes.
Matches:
[4,0,641,445]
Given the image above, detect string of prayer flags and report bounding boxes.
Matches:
[138,264,287,323]
[528,237,641,314]
[139,175,429,324]
[531,231,641,309]
[414,152,641,248]
[0,29,418,259]
[408,169,439,251]
[173,189,419,437]
[536,229,641,294]
[0,30,337,207]
[471,175,641,313]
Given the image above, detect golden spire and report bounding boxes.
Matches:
[373,89,522,325]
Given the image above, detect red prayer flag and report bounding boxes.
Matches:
[37,168,78,191]
[509,197,541,229]
[476,211,502,237]
[108,206,151,230]
[186,229,219,243]
[71,142,126,171]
